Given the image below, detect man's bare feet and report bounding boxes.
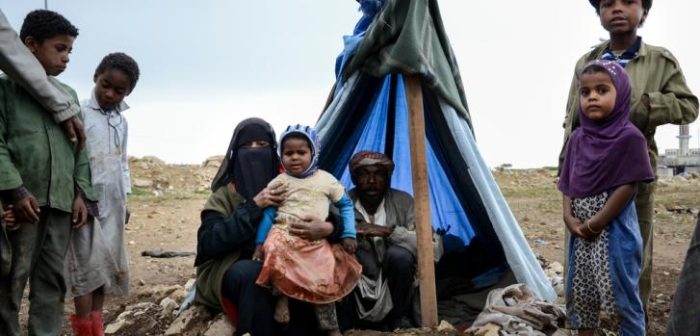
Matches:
[274,296,290,324]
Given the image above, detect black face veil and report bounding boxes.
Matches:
[210,118,280,200]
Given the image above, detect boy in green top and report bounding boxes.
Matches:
[560,0,699,314]
[0,10,95,336]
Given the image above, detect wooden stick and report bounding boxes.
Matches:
[404,75,438,327]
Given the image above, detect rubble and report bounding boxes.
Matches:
[105,302,162,335]
[164,305,211,336]
[128,156,220,195]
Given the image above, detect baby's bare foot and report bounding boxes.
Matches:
[274,296,290,324]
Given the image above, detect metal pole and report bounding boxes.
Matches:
[44,0,48,9]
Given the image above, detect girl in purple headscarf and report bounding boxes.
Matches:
[558,60,654,336]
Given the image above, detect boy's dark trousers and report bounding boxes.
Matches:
[636,181,655,312]
[0,208,72,336]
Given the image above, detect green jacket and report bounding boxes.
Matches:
[0,76,94,213]
[195,185,247,310]
[561,40,699,172]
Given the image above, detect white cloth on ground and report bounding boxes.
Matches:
[467,284,566,336]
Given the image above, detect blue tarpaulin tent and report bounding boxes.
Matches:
[316,0,556,301]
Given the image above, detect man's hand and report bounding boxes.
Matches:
[71,196,88,229]
[14,194,40,224]
[641,94,651,110]
[289,215,333,241]
[61,116,86,150]
[356,223,392,237]
[341,238,357,254]
[253,182,287,208]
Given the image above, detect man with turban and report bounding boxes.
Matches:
[339,151,442,330]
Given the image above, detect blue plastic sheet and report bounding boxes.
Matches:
[330,74,476,251]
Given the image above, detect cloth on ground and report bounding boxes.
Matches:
[466,284,566,336]
[438,268,517,328]
[141,250,195,258]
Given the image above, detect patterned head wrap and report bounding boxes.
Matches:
[349,151,395,176]
[279,124,320,178]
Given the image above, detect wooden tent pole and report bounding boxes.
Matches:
[404,75,438,327]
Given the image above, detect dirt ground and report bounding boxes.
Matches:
[494,168,699,336]
[44,160,699,335]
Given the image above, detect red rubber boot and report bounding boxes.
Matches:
[70,314,94,336]
[91,310,105,336]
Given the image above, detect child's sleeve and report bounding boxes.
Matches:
[122,118,131,196]
[644,54,698,130]
[559,57,587,174]
[325,172,356,239]
[255,207,277,244]
[70,96,95,202]
[334,195,356,239]
[0,84,23,191]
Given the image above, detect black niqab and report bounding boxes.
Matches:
[210,118,280,200]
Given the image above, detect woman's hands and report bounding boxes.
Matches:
[252,244,264,262]
[253,182,287,208]
[288,215,333,241]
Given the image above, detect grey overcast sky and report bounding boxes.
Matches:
[2,1,698,168]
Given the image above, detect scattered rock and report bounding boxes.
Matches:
[160,297,179,317]
[136,284,183,301]
[104,318,128,335]
[437,319,456,332]
[203,313,236,336]
[466,322,500,336]
[202,155,224,168]
[164,304,212,336]
[545,261,564,277]
[169,288,187,303]
[133,178,154,188]
[105,302,162,335]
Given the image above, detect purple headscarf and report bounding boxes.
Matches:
[558,60,654,198]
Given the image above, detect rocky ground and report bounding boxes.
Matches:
[37,158,699,335]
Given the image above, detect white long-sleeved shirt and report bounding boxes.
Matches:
[82,91,131,195]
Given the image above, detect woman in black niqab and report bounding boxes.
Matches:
[210,118,281,200]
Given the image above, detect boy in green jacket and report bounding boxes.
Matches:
[560,0,698,314]
[0,10,95,336]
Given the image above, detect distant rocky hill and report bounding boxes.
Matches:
[128,156,224,195]
[128,156,700,197]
